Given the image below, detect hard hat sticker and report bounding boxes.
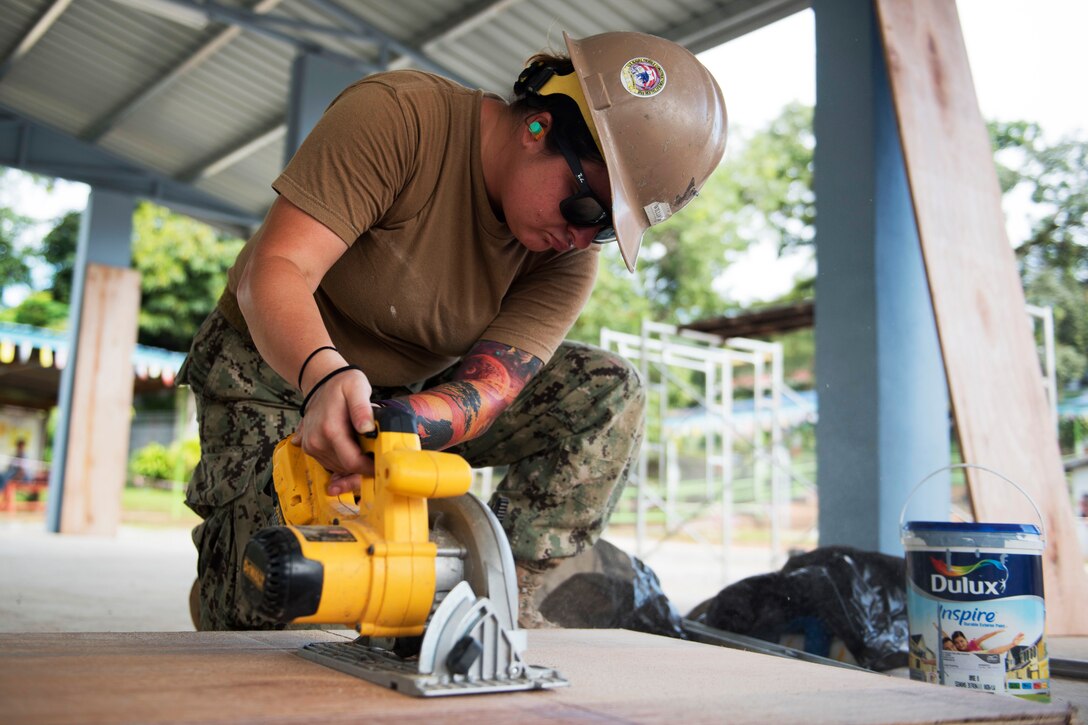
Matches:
[620,57,666,98]
[644,201,673,226]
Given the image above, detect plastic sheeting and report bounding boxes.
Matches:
[696,546,909,670]
[538,539,687,639]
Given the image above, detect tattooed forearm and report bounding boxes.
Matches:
[376,341,542,450]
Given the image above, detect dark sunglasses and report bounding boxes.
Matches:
[553,137,616,244]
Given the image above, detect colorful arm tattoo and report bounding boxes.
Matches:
[377,340,542,450]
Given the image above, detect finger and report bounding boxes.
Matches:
[327,472,363,496]
[351,402,376,434]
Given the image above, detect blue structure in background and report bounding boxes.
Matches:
[812,0,951,554]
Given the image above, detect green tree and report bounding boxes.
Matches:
[0,207,33,301]
[41,210,80,304]
[728,102,815,255]
[2,200,244,351]
[132,202,244,351]
[573,103,814,345]
[991,121,1088,388]
[0,290,68,328]
[567,252,653,343]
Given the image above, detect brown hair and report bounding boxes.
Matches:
[511,53,602,164]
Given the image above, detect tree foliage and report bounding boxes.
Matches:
[573,103,814,344]
[991,121,1088,388]
[0,206,34,302]
[131,203,244,350]
[1,194,243,352]
[41,210,80,305]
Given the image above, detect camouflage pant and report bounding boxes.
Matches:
[180,307,645,630]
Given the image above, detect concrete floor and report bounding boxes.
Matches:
[0,518,197,632]
[0,516,772,632]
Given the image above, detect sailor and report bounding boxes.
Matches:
[181,30,727,630]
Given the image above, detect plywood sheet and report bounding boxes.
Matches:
[0,630,1071,724]
[60,263,141,535]
[874,0,1088,634]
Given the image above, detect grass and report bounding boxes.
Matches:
[121,483,200,527]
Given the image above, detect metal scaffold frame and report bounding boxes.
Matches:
[601,320,816,582]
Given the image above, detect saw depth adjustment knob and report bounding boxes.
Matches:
[446,636,483,676]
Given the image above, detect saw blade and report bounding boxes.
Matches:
[428,494,519,630]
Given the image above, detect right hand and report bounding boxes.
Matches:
[292,366,376,484]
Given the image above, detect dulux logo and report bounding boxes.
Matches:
[929,556,1008,596]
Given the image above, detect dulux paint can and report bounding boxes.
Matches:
[901,467,1049,702]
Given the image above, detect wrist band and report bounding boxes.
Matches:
[297,345,338,390]
[300,364,362,416]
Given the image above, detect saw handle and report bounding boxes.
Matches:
[273,406,472,527]
[358,406,473,499]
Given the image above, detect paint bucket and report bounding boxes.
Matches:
[900,464,1049,702]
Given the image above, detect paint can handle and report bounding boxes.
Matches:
[898,463,1046,541]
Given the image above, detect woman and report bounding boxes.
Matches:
[182,30,726,630]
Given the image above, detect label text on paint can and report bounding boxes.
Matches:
[904,543,1049,701]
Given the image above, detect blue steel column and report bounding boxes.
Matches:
[813,0,950,553]
[46,188,135,532]
[285,52,364,159]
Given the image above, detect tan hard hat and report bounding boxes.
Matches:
[563,31,727,272]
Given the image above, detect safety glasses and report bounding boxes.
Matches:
[554,137,616,244]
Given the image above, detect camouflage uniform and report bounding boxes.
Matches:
[180,307,645,630]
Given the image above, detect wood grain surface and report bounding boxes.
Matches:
[874,0,1088,634]
[0,630,1073,724]
[59,263,141,536]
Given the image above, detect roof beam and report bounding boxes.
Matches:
[303,0,471,84]
[182,118,285,182]
[664,0,811,53]
[0,0,75,81]
[117,0,460,82]
[119,0,380,71]
[386,0,519,71]
[84,0,285,143]
[166,0,476,183]
[0,106,261,231]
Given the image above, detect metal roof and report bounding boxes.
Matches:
[0,0,807,233]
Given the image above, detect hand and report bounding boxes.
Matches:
[292,367,376,484]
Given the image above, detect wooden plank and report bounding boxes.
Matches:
[874,0,1088,634]
[59,263,141,536]
[0,630,1072,724]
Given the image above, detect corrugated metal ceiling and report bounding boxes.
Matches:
[0,0,807,229]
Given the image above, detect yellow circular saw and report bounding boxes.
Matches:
[240,407,567,697]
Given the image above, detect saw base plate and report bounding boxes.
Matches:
[298,641,569,697]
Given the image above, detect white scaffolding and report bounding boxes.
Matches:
[601,320,816,582]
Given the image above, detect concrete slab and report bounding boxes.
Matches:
[0,518,196,632]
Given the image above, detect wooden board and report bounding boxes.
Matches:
[59,263,141,536]
[0,630,1072,724]
[874,0,1088,634]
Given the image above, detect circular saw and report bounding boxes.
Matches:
[240,407,568,697]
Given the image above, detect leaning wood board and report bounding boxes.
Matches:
[0,630,1071,724]
[874,0,1088,634]
[60,263,141,536]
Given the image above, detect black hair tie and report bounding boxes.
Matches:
[299,364,363,416]
[297,345,339,390]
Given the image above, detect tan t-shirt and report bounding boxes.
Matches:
[220,71,598,386]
